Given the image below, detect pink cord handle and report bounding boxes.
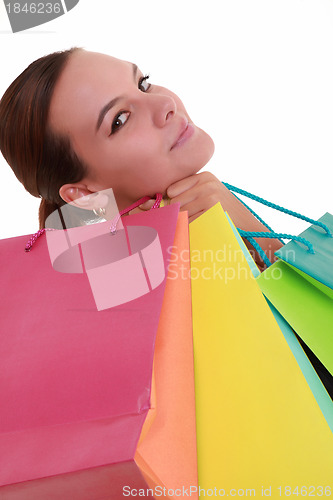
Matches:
[109,193,163,234]
[25,228,54,252]
[24,193,164,251]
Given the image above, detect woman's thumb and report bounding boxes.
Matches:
[138,199,155,210]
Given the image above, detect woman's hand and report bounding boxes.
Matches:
[135,171,231,222]
[130,170,283,269]
[166,171,231,222]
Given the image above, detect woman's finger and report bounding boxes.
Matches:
[138,199,155,210]
[167,174,200,198]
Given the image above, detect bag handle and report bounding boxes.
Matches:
[222,182,332,267]
[109,193,162,234]
[223,182,332,236]
[25,193,163,252]
[237,231,315,268]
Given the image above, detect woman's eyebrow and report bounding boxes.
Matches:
[95,63,138,132]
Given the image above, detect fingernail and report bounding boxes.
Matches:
[139,200,154,208]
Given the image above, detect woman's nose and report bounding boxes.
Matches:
[149,94,177,128]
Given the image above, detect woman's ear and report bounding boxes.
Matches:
[59,183,110,213]
[59,183,97,210]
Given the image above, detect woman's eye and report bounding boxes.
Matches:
[138,74,151,92]
[110,111,130,135]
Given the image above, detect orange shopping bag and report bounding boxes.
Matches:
[136,211,198,498]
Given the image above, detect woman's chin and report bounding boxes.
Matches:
[194,131,215,168]
[204,133,215,160]
[191,145,216,176]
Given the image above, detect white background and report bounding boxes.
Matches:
[0,0,332,239]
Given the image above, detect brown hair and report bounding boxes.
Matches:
[0,47,88,229]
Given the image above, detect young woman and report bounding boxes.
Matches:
[0,47,282,264]
[1,47,332,397]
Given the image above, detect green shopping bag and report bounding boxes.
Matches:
[257,212,333,376]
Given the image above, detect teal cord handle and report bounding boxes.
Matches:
[244,236,272,268]
[238,230,315,268]
[222,181,331,267]
[224,189,285,246]
[223,182,332,238]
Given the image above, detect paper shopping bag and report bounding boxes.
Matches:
[189,203,333,493]
[0,204,179,487]
[256,213,333,376]
[135,211,198,497]
[0,461,157,500]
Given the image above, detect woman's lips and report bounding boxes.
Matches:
[171,121,195,150]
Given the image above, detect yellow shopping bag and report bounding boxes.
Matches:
[189,203,333,496]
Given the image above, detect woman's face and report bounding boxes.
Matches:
[49,50,215,209]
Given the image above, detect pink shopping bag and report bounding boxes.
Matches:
[0,461,156,500]
[0,204,179,487]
